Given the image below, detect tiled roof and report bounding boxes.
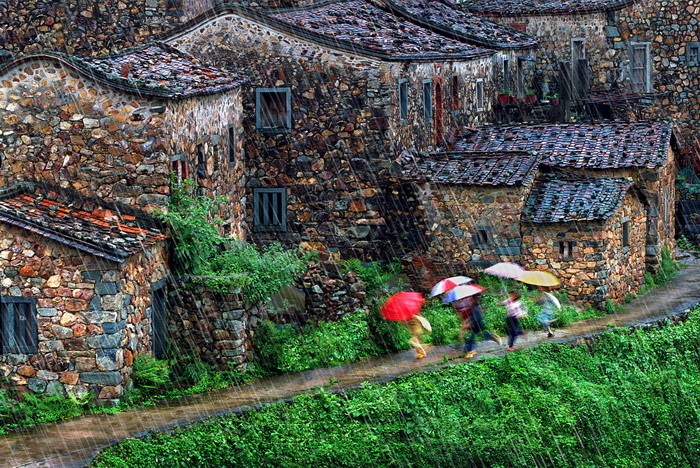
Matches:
[77,43,245,98]
[0,184,165,263]
[380,0,537,49]
[523,175,633,223]
[401,151,540,186]
[266,0,494,61]
[453,121,674,169]
[457,0,635,16]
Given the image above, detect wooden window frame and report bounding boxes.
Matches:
[255,88,292,134]
[170,153,188,183]
[451,75,461,113]
[150,280,168,360]
[622,220,631,247]
[0,297,38,354]
[558,241,574,259]
[253,188,287,232]
[474,228,490,248]
[227,124,236,165]
[687,42,700,66]
[629,42,651,93]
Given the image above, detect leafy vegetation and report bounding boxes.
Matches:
[157,178,306,303]
[92,307,700,468]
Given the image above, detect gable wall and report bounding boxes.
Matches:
[0,224,167,402]
[165,91,247,239]
[0,60,170,212]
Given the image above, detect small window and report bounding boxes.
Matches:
[503,58,510,90]
[687,42,700,66]
[0,297,38,354]
[476,80,484,111]
[622,221,630,247]
[422,79,433,123]
[151,282,167,360]
[227,125,236,164]
[398,78,409,121]
[255,88,291,133]
[558,241,574,259]
[196,144,205,179]
[170,155,188,183]
[452,76,460,112]
[629,43,651,93]
[254,188,287,232]
[571,38,585,62]
[474,229,489,247]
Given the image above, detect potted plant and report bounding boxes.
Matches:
[550,93,560,106]
[498,89,511,105]
[525,89,538,104]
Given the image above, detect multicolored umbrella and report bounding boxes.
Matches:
[483,262,526,280]
[430,276,473,297]
[442,284,486,303]
[380,292,425,321]
[516,271,560,287]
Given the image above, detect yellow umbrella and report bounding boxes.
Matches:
[516,270,560,287]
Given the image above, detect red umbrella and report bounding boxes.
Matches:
[380,292,425,321]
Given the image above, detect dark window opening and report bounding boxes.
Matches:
[151,282,167,360]
[256,88,291,133]
[559,241,574,259]
[622,221,630,247]
[171,158,188,183]
[227,125,236,164]
[476,80,484,111]
[422,79,433,123]
[503,58,510,91]
[196,144,205,180]
[399,78,409,120]
[254,188,287,232]
[452,76,460,111]
[688,42,700,66]
[474,229,489,247]
[0,297,38,354]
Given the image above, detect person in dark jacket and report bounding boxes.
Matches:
[453,293,501,358]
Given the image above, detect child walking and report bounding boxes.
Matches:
[406,315,431,359]
[537,287,560,338]
[501,290,527,351]
[454,293,501,359]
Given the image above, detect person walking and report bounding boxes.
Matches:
[405,315,431,359]
[454,293,501,359]
[537,287,560,338]
[501,290,527,351]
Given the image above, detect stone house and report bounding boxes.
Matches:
[0,182,167,402]
[0,42,247,235]
[398,150,540,288]
[453,120,677,270]
[457,0,700,156]
[163,0,537,261]
[521,175,647,306]
[399,154,650,306]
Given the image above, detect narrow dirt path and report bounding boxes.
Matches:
[7,262,700,468]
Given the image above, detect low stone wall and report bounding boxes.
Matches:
[166,281,266,369]
[297,262,366,322]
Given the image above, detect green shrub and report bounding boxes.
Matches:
[158,178,306,304]
[342,258,404,295]
[420,300,460,346]
[254,311,383,373]
[132,354,171,392]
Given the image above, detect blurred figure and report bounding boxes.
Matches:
[537,286,560,338]
[502,290,527,351]
[405,315,431,359]
[454,293,501,359]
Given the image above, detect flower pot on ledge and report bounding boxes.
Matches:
[525,94,537,104]
[498,93,510,105]
[551,97,560,106]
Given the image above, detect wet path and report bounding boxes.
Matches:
[7,262,700,468]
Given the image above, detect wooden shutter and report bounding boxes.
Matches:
[1,298,38,354]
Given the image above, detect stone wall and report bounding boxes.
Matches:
[166,283,266,368]
[0,58,169,212]
[521,191,646,307]
[167,11,496,262]
[298,262,366,322]
[0,225,168,402]
[0,0,184,56]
